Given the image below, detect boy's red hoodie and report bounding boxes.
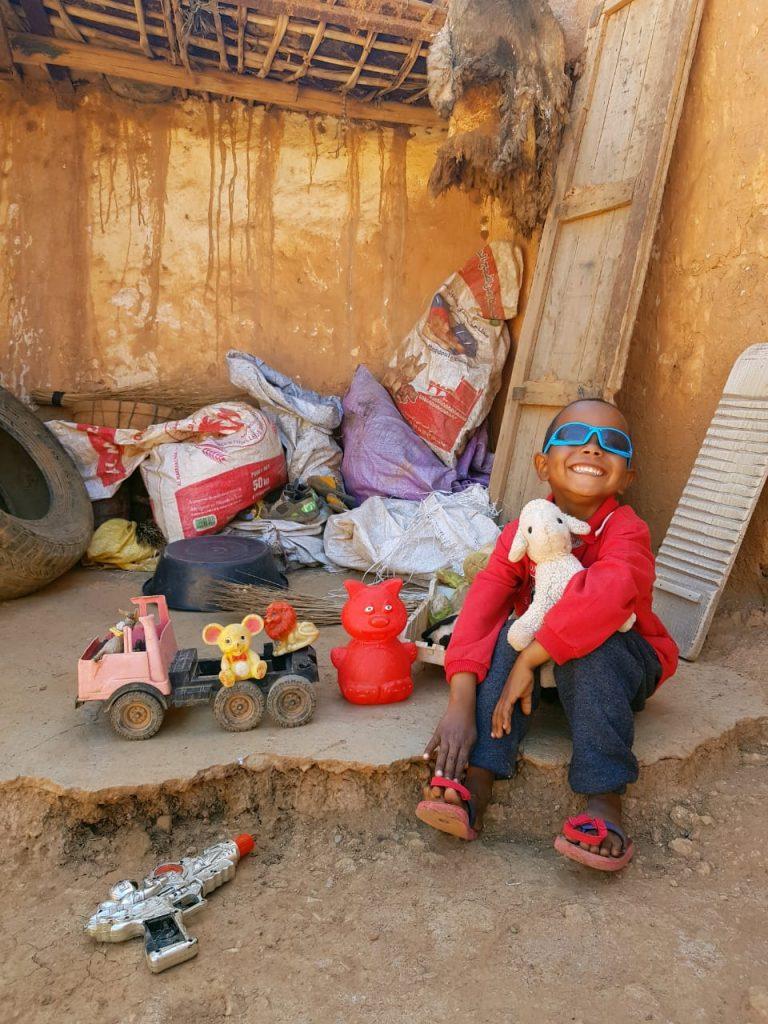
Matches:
[444,496,678,687]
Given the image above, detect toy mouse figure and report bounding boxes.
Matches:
[331,579,417,705]
[202,615,268,687]
[263,601,320,657]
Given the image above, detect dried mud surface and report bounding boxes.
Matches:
[0,595,764,1024]
[2,753,768,1024]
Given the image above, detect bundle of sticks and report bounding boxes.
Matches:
[31,383,249,417]
[211,580,426,627]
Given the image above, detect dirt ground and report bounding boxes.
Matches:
[0,601,764,1024]
[2,744,768,1024]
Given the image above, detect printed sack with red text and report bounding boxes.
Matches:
[139,405,286,541]
[383,240,523,466]
[47,403,286,541]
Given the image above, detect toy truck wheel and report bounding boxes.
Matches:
[266,675,317,728]
[109,691,165,740]
[213,681,266,732]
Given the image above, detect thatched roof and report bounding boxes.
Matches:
[0,0,446,124]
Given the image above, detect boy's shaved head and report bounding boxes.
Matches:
[534,398,635,519]
[543,399,630,447]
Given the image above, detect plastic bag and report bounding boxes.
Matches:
[323,485,500,577]
[383,240,523,465]
[84,519,158,571]
[227,350,343,482]
[341,366,493,501]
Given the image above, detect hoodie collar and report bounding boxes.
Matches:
[547,494,620,543]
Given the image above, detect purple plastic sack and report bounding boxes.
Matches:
[341,366,494,502]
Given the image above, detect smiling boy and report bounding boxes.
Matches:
[416,400,678,871]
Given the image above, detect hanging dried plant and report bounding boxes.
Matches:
[427,0,571,236]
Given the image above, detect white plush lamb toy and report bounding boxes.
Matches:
[507,498,636,652]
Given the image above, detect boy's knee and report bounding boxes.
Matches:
[554,634,637,706]
[556,633,630,678]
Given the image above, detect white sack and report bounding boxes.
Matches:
[226,517,334,570]
[323,485,500,577]
[227,350,343,482]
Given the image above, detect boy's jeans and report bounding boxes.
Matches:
[470,623,662,794]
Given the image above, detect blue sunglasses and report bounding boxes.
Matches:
[543,421,634,464]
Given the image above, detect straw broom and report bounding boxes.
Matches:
[31,383,250,416]
[211,579,426,626]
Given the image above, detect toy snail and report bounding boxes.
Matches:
[263,602,319,657]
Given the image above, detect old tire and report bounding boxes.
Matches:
[213,681,266,732]
[266,675,317,728]
[0,389,93,600]
[109,691,165,740]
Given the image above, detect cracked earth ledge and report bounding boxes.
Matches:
[3,706,767,858]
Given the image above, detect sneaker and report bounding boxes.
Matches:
[263,483,328,525]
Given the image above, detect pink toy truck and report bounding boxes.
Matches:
[76,596,319,740]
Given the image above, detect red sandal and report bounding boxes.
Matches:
[554,814,634,872]
[416,777,478,841]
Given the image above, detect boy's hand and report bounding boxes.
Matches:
[491,640,550,738]
[423,673,477,781]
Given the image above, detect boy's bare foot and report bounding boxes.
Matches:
[422,766,495,833]
[570,792,626,858]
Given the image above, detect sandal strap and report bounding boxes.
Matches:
[602,819,628,847]
[429,776,472,803]
[562,815,628,851]
[562,814,608,845]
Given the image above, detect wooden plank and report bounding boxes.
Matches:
[511,381,604,406]
[603,0,706,392]
[489,0,706,518]
[341,28,375,92]
[19,0,74,94]
[0,9,18,77]
[159,0,179,65]
[210,0,229,70]
[373,36,420,98]
[132,0,154,58]
[236,2,246,73]
[370,0,439,98]
[558,179,635,222]
[44,8,424,91]
[9,31,443,125]
[226,0,442,41]
[257,11,287,76]
[47,0,85,41]
[169,0,192,72]
[55,0,429,61]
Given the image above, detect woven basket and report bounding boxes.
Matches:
[72,399,179,430]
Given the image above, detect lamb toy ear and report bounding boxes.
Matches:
[564,514,591,536]
[508,529,528,562]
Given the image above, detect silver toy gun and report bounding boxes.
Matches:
[85,833,254,973]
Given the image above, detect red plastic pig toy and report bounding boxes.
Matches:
[331,579,417,705]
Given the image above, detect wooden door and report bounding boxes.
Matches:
[490,0,706,519]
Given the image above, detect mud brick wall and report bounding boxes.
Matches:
[0,0,765,605]
[0,87,514,398]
